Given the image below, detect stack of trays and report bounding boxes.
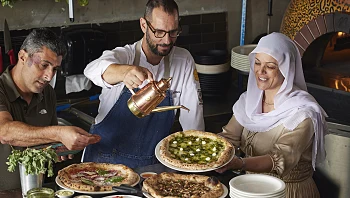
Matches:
[231,44,257,73]
[229,174,286,198]
[194,50,232,97]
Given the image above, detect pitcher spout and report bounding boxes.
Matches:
[151,105,190,113]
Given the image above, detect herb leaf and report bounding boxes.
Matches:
[6,146,58,177]
[81,178,95,186]
[96,169,108,175]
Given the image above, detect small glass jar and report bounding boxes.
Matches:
[27,187,55,198]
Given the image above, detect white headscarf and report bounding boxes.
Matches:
[233,32,328,169]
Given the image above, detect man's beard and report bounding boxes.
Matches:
[146,31,174,56]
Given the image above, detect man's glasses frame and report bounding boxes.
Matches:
[145,19,182,38]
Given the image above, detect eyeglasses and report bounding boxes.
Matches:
[145,19,182,38]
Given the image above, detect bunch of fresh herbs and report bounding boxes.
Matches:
[1,0,15,8]
[6,146,58,177]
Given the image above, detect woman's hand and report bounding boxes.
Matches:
[216,156,244,173]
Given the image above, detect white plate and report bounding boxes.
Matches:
[143,184,228,198]
[229,174,285,196]
[102,195,142,198]
[55,175,140,195]
[155,140,234,172]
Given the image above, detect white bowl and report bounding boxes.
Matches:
[55,189,75,198]
[73,195,92,198]
[140,172,157,179]
[229,174,285,196]
[196,62,230,74]
[231,44,257,73]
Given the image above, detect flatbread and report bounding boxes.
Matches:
[160,130,234,170]
[58,162,139,191]
[143,172,224,198]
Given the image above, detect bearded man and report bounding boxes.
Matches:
[82,0,204,168]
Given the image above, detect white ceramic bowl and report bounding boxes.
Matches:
[55,189,75,198]
[229,174,285,197]
[140,172,157,179]
[73,195,92,198]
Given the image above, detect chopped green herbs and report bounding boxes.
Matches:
[105,176,124,183]
[168,135,224,164]
[6,146,58,177]
[96,169,109,175]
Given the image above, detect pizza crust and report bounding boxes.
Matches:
[143,172,224,198]
[58,162,139,192]
[160,130,234,170]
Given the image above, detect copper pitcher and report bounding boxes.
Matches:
[127,77,190,118]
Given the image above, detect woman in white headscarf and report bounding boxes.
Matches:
[217,32,327,198]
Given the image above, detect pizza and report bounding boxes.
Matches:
[143,172,224,198]
[58,162,139,191]
[160,130,234,170]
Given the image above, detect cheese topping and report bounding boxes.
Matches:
[168,135,225,164]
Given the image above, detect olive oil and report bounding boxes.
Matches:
[27,187,54,198]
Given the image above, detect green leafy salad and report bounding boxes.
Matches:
[6,146,58,177]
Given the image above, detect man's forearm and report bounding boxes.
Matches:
[102,64,130,85]
[0,121,59,147]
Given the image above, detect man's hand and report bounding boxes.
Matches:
[58,154,74,162]
[123,66,153,89]
[59,126,101,150]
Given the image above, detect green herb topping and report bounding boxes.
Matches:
[105,176,124,183]
[168,135,224,164]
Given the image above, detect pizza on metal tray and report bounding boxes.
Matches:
[160,130,234,170]
[58,162,139,191]
[143,172,224,198]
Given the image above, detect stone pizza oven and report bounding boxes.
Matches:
[280,0,350,124]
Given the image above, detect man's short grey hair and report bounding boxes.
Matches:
[144,0,179,22]
[20,28,67,58]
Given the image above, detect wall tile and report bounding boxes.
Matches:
[189,24,214,34]
[120,20,140,31]
[177,34,202,45]
[106,32,120,48]
[202,32,227,43]
[100,22,121,32]
[180,15,201,25]
[189,43,216,55]
[215,22,226,32]
[119,31,136,42]
[180,25,190,36]
[202,13,226,23]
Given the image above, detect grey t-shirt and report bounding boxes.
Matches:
[0,66,57,190]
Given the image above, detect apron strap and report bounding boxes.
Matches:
[133,39,170,79]
[133,40,142,66]
[164,55,170,79]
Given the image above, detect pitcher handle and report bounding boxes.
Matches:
[129,88,136,95]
